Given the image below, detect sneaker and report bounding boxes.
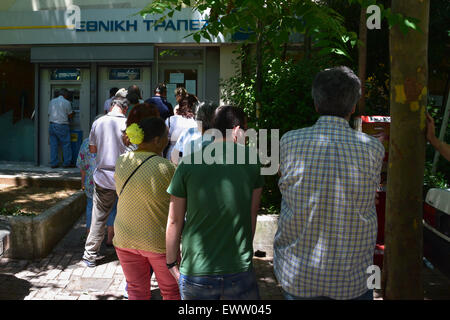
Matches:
[94,254,106,261]
[81,258,96,268]
[51,165,59,169]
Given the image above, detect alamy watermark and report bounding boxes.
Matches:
[367,265,381,290]
[177,125,280,176]
[367,5,381,30]
[64,5,81,30]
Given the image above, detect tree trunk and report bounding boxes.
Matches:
[382,0,430,300]
[354,6,367,132]
[255,20,263,122]
[357,6,367,117]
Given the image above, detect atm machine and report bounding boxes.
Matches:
[39,68,90,166]
[50,86,83,165]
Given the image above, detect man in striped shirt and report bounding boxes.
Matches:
[274,66,385,300]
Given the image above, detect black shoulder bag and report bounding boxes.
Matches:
[119,154,156,196]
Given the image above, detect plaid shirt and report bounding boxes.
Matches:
[274,116,384,299]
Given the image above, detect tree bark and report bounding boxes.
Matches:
[357,6,367,117]
[383,0,430,300]
[255,20,263,122]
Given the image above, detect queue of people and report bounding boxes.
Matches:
[72,67,447,301]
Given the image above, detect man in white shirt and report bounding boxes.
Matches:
[82,92,128,267]
[48,88,74,168]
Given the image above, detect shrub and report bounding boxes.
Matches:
[222,55,334,214]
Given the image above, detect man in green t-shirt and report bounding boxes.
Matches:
[166,105,264,300]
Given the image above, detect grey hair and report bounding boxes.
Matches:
[110,97,128,110]
[311,66,361,118]
[195,101,218,131]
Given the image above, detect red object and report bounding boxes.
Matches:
[373,244,385,269]
[423,202,436,228]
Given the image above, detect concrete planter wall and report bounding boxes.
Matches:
[0,191,86,260]
[254,214,279,258]
[0,175,80,189]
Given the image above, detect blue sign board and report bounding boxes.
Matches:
[109,68,141,81]
[50,69,81,81]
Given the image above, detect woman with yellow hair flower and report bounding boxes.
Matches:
[114,117,180,300]
[122,103,160,151]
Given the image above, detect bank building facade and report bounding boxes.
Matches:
[0,0,241,166]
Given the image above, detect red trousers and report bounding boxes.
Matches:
[115,247,180,300]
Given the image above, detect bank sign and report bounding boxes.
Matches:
[76,18,208,32]
[0,8,226,45]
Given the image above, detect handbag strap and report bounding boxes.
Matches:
[119,154,156,196]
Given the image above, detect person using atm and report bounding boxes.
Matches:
[48,88,75,168]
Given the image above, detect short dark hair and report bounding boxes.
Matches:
[127,85,142,100]
[110,87,119,96]
[139,117,167,143]
[126,103,160,127]
[213,105,247,137]
[59,88,68,97]
[311,66,361,118]
[126,92,140,105]
[154,83,167,95]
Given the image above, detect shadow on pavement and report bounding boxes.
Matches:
[253,257,284,300]
[0,274,32,300]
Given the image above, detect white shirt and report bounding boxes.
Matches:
[48,96,72,124]
[174,127,201,156]
[165,115,197,160]
[89,110,127,190]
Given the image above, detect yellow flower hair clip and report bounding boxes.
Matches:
[126,123,144,145]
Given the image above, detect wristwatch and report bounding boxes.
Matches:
[166,260,178,269]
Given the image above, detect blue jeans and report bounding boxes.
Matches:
[86,197,117,229]
[283,289,373,300]
[49,123,72,166]
[179,270,260,300]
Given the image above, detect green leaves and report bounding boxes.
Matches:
[0,203,33,217]
[140,0,358,60]
[193,32,201,42]
[381,5,422,35]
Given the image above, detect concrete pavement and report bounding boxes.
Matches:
[0,163,449,300]
[0,213,285,300]
[1,210,449,300]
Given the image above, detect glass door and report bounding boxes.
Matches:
[159,64,203,107]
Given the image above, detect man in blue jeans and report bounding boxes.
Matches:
[48,88,74,168]
[166,105,264,300]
